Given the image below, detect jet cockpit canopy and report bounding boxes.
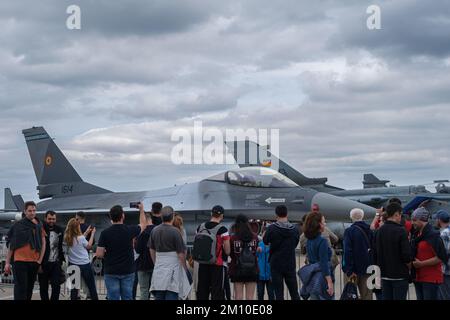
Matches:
[206,167,299,188]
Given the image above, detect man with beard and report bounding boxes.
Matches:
[411,207,448,300]
[38,211,65,300]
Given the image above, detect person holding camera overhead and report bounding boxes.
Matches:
[95,203,147,300]
[64,218,98,300]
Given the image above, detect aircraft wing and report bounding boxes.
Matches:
[403,196,449,214]
[34,208,144,216]
[346,195,389,206]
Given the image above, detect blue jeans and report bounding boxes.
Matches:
[381,279,409,300]
[415,282,440,300]
[104,273,135,300]
[152,290,179,300]
[374,289,383,300]
[439,275,450,300]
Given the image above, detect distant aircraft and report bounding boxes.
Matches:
[225,140,450,215]
[0,127,376,241]
[0,189,23,236]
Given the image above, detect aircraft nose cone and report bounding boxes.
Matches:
[311,193,377,221]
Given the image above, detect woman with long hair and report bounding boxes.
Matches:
[64,218,98,300]
[229,214,259,300]
[173,213,187,246]
[172,213,193,288]
[303,212,334,300]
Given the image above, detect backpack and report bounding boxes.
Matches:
[192,223,223,264]
[235,241,257,278]
[340,280,359,300]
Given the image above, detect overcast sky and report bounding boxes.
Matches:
[1,0,450,207]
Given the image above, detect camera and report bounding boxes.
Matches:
[130,202,141,209]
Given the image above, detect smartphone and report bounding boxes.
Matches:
[130,202,141,209]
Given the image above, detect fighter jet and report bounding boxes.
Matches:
[0,189,24,237]
[225,140,450,215]
[0,127,376,241]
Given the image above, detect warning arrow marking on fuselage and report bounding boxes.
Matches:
[265,197,286,204]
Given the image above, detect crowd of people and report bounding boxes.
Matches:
[2,198,450,301]
[340,199,450,301]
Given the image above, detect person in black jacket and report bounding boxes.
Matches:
[76,211,94,243]
[373,202,412,300]
[135,202,162,300]
[263,205,300,300]
[38,211,65,301]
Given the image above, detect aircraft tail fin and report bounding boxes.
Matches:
[4,188,24,211]
[22,127,111,199]
[363,174,390,189]
[225,140,331,187]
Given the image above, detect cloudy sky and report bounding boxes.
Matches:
[1,0,450,207]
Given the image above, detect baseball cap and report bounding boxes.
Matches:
[437,210,450,223]
[212,205,224,216]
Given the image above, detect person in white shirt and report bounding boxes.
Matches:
[64,218,98,300]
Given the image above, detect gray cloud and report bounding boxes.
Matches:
[330,0,450,59]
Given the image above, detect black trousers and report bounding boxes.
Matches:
[132,269,139,300]
[69,263,99,300]
[197,264,225,300]
[38,261,62,301]
[257,280,275,300]
[13,261,39,300]
[271,269,300,300]
[223,266,231,300]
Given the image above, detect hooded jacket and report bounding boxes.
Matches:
[263,221,300,272]
[257,240,271,281]
[410,222,448,281]
[342,221,373,276]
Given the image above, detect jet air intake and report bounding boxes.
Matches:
[311,192,377,221]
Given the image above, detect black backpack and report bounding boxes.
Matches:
[235,242,257,278]
[192,223,222,264]
[340,281,359,300]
